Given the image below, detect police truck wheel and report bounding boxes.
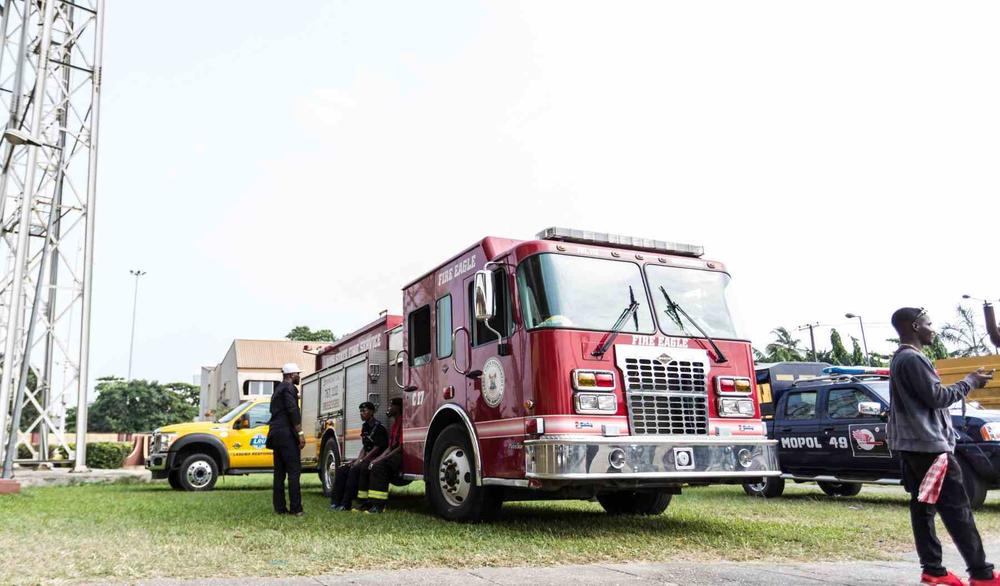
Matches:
[167,470,183,490]
[177,453,218,491]
[597,491,673,515]
[742,476,785,498]
[319,439,339,498]
[817,481,862,497]
[960,458,988,510]
[426,424,502,522]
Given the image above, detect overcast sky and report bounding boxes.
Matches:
[92,1,1000,388]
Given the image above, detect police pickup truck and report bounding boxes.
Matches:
[745,365,1000,508]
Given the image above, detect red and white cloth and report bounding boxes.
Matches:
[918,453,949,504]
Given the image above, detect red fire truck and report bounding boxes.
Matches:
[303,227,779,521]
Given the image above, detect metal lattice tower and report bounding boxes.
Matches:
[0,0,105,474]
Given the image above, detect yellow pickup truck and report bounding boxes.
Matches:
[146,399,278,491]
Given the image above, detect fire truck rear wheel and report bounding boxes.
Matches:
[817,481,862,497]
[427,424,503,522]
[177,453,219,491]
[320,438,340,498]
[596,491,672,515]
[742,476,785,498]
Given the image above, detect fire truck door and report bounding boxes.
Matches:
[464,263,522,477]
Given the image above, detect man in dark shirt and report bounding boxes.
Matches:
[365,397,404,513]
[888,307,995,586]
[330,401,388,511]
[267,363,305,516]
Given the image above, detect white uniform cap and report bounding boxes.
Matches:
[281,362,302,374]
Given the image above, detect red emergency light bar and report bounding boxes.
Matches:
[537,227,704,258]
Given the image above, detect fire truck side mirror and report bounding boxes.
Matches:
[473,270,495,322]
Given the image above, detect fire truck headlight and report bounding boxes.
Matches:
[719,398,754,418]
[575,393,617,414]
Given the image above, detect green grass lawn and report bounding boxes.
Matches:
[4,475,1000,584]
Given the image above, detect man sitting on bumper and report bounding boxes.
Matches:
[364,397,403,513]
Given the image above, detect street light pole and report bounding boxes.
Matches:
[127,269,146,380]
[845,313,870,366]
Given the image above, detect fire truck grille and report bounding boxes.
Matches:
[627,393,709,435]
[623,357,708,435]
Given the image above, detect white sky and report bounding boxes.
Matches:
[92,1,1000,388]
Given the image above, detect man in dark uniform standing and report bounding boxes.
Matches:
[365,397,404,513]
[330,401,387,511]
[267,363,305,516]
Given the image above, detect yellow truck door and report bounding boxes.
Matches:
[226,402,274,469]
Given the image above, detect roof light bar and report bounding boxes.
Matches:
[537,227,704,258]
[822,366,891,376]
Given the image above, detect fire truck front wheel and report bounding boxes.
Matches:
[597,490,672,515]
[742,476,785,498]
[427,424,503,522]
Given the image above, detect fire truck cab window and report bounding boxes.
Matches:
[468,269,511,346]
[645,264,742,340]
[408,305,432,366]
[516,253,655,334]
[436,295,453,358]
[784,391,817,420]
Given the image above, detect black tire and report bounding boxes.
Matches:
[597,491,673,515]
[167,470,183,490]
[319,438,340,498]
[817,481,862,497]
[176,453,219,491]
[742,476,785,498]
[426,424,502,522]
[960,458,988,510]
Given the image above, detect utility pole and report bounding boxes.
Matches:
[127,269,147,380]
[797,323,819,362]
[845,313,870,366]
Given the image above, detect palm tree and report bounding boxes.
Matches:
[764,327,806,362]
[940,305,992,357]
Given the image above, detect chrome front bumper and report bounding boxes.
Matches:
[524,435,779,481]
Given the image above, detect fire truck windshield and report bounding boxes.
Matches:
[645,265,742,339]
[516,253,656,333]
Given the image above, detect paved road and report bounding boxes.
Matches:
[121,542,995,586]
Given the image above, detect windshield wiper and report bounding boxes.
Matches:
[658,285,728,364]
[592,286,640,358]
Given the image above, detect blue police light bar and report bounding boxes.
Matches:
[537,227,704,258]
[822,366,890,376]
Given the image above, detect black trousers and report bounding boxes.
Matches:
[368,452,403,502]
[331,460,370,508]
[900,451,993,580]
[272,439,302,514]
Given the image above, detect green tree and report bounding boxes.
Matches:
[828,329,851,366]
[764,327,805,362]
[285,326,336,342]
[850,337,866,366]
[940,305,992,357]
[85,377,198,433]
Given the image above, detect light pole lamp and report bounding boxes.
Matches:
[963,295,1000,353]
[128,269,147,380]
[845,313,870,366]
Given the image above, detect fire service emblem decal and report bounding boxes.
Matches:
[482,357,505,408]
